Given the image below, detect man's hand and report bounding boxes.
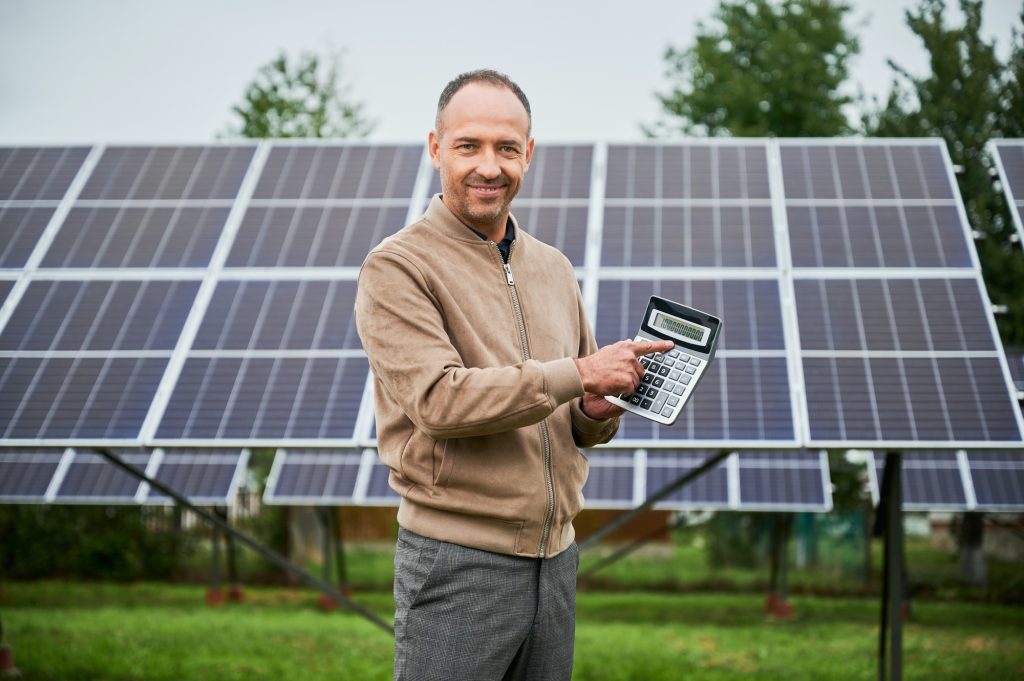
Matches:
[579,392,625,420]
[573,339,675,398]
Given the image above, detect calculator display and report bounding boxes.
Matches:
[649,310,709,345]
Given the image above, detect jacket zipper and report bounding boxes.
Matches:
[498,241,555,558]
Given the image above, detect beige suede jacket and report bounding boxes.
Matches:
[355,195,619,558]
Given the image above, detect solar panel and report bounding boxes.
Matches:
[263,449,363,504]
[0,449,68,502]
[0,147,91,201]
[0,138,1019,451]
[54,451,152,503]
[145,449,249,505]
[1006,351,1024,391]
[867,450,1024,511]
[988,140,1024,247]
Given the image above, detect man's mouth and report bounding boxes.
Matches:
[469,184,505,197]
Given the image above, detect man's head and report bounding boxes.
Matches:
[429,69,534,240]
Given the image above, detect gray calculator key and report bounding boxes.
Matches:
[672,384,684,395]
[680,374,692,385]
[684,365,697,375]
[667,396,680,407]
[652,395,668,412]
[689,357,701,366]
[661,406,674,417]
[668,349,681,358]
[677,353,690,362]
[653,353,665,361]
[669,370,681,381]
[663,358,675,367]
[663,381,675,392]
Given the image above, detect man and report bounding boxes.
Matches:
[355,69,672,681]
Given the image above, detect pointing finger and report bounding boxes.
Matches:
[629,340,675,357]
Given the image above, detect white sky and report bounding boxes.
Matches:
[0,0,1019,145]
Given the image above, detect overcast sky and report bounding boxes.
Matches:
[0,0,1019,145]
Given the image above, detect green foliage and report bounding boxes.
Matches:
[224,51,375,139]
[649,0,860,137]
[863,0,1024,343]
[0,505,193,581]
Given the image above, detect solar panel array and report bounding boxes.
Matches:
[989,139,1024,247]
[264,449,832,512]
[0,448,248,505]
[867,451,1024,511]
[1,140,1021,454]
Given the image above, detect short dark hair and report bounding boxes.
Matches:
[435,69,532,135]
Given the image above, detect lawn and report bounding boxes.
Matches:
[3,581,1022,680]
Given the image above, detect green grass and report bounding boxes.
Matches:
[3,581,1022,680]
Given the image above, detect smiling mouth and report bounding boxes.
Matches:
[470,184,505,197]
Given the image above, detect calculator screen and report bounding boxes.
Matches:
[650,310,709,345]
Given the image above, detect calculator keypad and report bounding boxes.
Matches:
[618,343,703,423]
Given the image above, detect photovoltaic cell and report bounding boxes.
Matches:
[253,145,420,199]
[0,357,168,440]
[55,451,150,502]
[582,451,635,507]
[806,357,1020,442]
[264,450,362,503]
[145,449,247,504]
[736,451,827,507]
[365,461,399,504]
[794,278,995,352]
[871,452,967,509]
[605,144,771,199]
[646,450,730,508]
[601,205,775,268]
[0,280,13,307]
[967,451,1024,509]
[155,356,368,440]
[0,450,65,501]
[42,206,230,268]
[79,146,255,200]
[1,207,56,268]
[1006,351,1024,391]
[786,204,971,268]
[227,205,408,268]
[0,147,90,201]
[194,280,360,350]
[781,144,954,200]
[0,280,199,351]
[512,204,588,267]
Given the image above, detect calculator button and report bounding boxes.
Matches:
[640,358,650,369]
[689,357,701,366]
[672,384,684,395]
[684,365,697,375]
[677,352,690,362]
[652,377,664,388]
[669,370,681,381]
[645,387,659,398]
[658,365,670,377]
[661,407,674,418]
[663,358,675,367]
[653,353,665,361]
[641,374,654,385]
[640,398,653,410]
[649,362,663,373]
[652,395,668,412]
[663,381,675,392]
[629,394,642,405]
[668,349,682,358]
[667,396,680,407]
[679,374,692,385]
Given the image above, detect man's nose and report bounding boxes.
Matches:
[475,150,501,179]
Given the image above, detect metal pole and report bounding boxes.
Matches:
[335,508,349,591]
[579,450,731,551]
[93,448,393,635]
[875,451,904,681]
[579,510,692,579]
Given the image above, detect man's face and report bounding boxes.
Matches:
[429,82,534,238]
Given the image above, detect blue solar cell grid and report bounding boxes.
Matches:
[988,141,1024,249]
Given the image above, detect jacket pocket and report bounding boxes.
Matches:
[432,439,456,487]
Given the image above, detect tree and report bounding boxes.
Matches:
[224,51,375,139]
[648,0,860,137]
[864,0,1024,343]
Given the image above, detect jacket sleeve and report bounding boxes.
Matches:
[569,280,620,448]
[355,249,585,440]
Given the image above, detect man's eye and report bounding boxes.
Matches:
[501,146,519,154]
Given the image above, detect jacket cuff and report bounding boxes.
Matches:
[542,357,585,407]
[570,398,619,444]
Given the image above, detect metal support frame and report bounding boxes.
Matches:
[766,514,793,618]
[579,508,694,579]
[874,451,905,681]
[579,450,731,552]
[93,448,393,635]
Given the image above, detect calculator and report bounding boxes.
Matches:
[604,296,722,425]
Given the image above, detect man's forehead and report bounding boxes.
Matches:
[438,82,530,134]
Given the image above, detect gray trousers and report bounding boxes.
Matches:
[393,528,578,681]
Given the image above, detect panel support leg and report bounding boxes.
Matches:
[876,451,904,681]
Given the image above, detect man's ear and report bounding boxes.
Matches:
[524,137,535,171]
[428,129,441,169]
